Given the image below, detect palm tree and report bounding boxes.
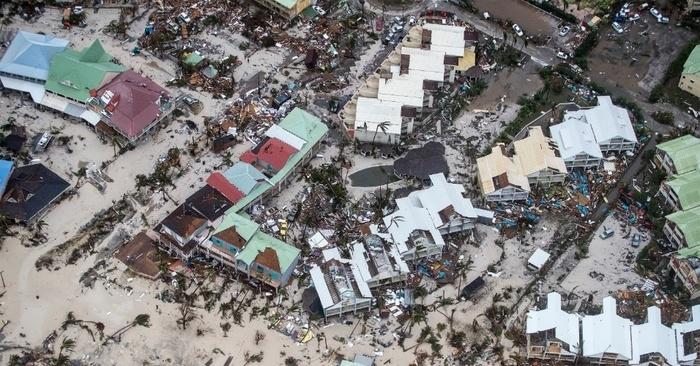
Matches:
[371,121,391,146]
[387,215,404,230]
[103,314,150,345]
[54,337,75,366]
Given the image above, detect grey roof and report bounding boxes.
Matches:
[0,163,70,223]
[393,141,449,179]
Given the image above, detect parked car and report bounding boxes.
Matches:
[631,233,641,248]
[178,12,191,24]
[73,5,83,14]
[556,51,569,60]
[408,16,416,25]
[559,25,571,36]
[313,5,326,15]
[657,16,670,23]
[512,24,524,37]
[629,13,640,21]
[600,226,614,239]
[650,7,661,18]
[638,2,649,11]
[612,21,624,33]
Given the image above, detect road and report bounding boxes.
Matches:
[357,0,558,66]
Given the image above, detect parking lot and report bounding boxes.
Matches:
[471,0,561,36]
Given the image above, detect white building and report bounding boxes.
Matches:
[400,47,452,83]
[582,297,633,363]
[526,293,580,362]
[630,306,678,365]
[372,173,492,260]
[351,235,409,288]
[353,97,409,145]
[310,247,373,320]
[580,96,637,154]
[550,117,604,169]
[422,23,468,57]
[377,72,428,108]
[673,305,700,364]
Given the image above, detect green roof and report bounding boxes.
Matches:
[672,206,700,258]
[683,45,700,76]
[666,171,700,211]
[45,40,125,101]
[183,52,204,66]
[657,135,700,175]
[216,213,300,272]
[229,108,328,212]
[213,211,259,241]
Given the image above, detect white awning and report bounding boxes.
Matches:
[39,93,100,125]
[0,76,45,103]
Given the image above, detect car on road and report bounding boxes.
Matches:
[650,7,661,18]
[558,25,571,37]
[600,226,614,239]
[512,24,524,37]
[408,16,416,25]
[612,21,624,33]
[556,51,568,60]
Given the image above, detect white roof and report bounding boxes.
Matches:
[422,23,466,56]
[528,248,550,270]
[673,305,700,363]
[631,307,678,366]
[581,297,632,360]
[550,117,603,161]
[0,76,45,103]
[406,173,479,228]
[400,47,446,82]
[377,75,424,107]
[382,201,445,255]
[310,265,334,309]
[526,293,581,352]
[308,232,329,249]
[265,124,307,150]
[354,97,403,135]
[584,96,637,145]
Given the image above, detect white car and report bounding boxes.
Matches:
[629,13,640,21]
[556,51,568,60]
[559,25,571,36]
[657,15,670,23]
[612,22,624,33]
[313,5,326,15]
[650,8,661,18]
[512,24,524,37]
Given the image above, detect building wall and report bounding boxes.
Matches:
[486,186,529,202]
[680,73,700,98]
[323,297,373,318]
[527,170,566,187]
[354,128,401,145]
[564,154,602,169]
[251,0,311,19]
[598,137,636,153]
[660,182,683,211]
[438,217,475,235]
[210,236,240,256]
[670,257,700,299]
[654,150,678,176]
[664,220,687,249]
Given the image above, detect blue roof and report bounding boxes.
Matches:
[0,31,69,81]
[0,160,14,197]
[223,162,268,195]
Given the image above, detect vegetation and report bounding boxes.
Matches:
[526,0,577,23]
[573,29,599,69]
[652,110,675,125]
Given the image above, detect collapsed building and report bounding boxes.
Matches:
[477,127,566,202]
[340,23,476,145]
[526,292,700,365]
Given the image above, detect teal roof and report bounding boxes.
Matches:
[666,171,700,211]
[657,135,700,175]
[683,45,700,76]
[224,162,268,195]
[183,52,204,66]
[215,212,300,272]
[274,0,297,9]
[45,40,125,101]
[672,206,700,258]
[213,211,259,241]
[229,108,327,212]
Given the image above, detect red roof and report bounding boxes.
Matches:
[206,172,244,203]
[254,138,298,172]
[96,70,169,140]
[240,151,256,164]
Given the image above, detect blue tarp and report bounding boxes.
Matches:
[0,160,13,197]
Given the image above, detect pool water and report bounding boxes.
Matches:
[349,165,400,187]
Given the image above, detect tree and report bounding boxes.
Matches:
[54,337,75,366]
[220,322,231,337]
[254,330,265,345]
[371,121,391,146]
[103,314,151,345]
[243,351,264,365]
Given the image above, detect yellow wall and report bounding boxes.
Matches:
[679,73,700,98]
